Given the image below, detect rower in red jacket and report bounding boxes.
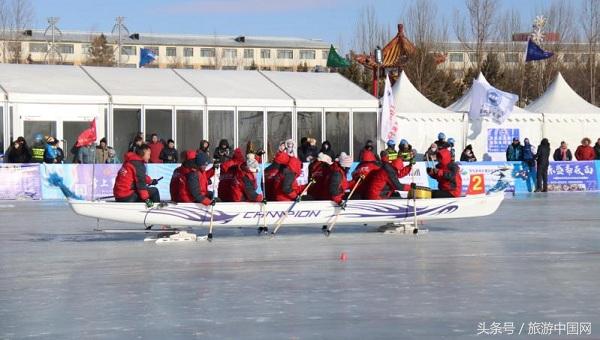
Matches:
[169,150,198,202]
[349,149,380,189]
[326,152,353,204]
[427,148,462,198]
[307,153,332,200]
[186,152,216,205]
[219,154,264,202]
[361,158,413,200]
[265,151,305,201]
[264,151,289,201]
[114,144,160,204]
[220,147,245,173]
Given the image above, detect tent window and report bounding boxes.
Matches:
[24,121,57,147]
[208,110,234,153]
[352,112,377,161]
[297,111,321,146]
[267,111,291,159]
[325,111,349,156]
[113,109,141,157]
[145,109,172,142]
[177,110,203,152]
[238,111,264,151]
[63,121,91,163]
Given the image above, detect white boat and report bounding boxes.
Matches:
[69,191,505,229]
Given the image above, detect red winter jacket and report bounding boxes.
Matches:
[307,160,330,200]
[361,159,412,200]
[575,145,595,161]
[114,152,152,200]
[349,150,380,189]
[148,141,164,163]
[185,168,215,205]
[428,148,462,197]
[265,153,304,201]
[326,162,349,204]
[221,148,245,173]
[265,152,290,201]
[170,165,195,203]
[219,164,263,202]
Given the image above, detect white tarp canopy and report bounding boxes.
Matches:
[392,71,464,156]
[448,73,542,161]
[174,69,293,107]
[261,71,378,108]
[526,72,600,153]
[82,66,205,106]
[0,64,109,104]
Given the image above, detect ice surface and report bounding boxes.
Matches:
[1,193,599,339]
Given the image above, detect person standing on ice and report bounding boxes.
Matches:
[506,138,523,161]
[553,141,573,161]
[535,138,551,193]
[427,148,462,198]
[114,144,161,205]
[360,158,414,200]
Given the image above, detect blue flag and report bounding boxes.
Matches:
[525,39,554,62]
[139,48,156,68]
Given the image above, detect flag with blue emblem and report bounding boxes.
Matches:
[139,48,156,68]
[525,39,554,62]
[469,79,518,124]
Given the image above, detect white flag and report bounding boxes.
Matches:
[469,79,518,124]
[380,74,399,143]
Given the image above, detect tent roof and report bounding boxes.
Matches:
[0,64,108,104]
[447,73,529,114]
[82,66,205,106]
[261,71,378,108]
[525,72,600,115]
[392,71,455,114]
[173,69,293,107]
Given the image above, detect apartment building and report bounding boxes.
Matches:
[0,29,331,71]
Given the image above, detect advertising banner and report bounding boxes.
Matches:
[0,164,42,200]
[487,128,519,153]
[546,161,597,192]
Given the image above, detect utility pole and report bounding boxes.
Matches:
[44,17,62,65]
[112,16,129,67]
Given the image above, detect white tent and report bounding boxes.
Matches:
[526,72,600,152]
[0,64,109,148]
[447,73,543,161]
[392,71,464,156]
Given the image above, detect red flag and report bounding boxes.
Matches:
[76,118,97,147]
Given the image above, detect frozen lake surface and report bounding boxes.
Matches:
[1,193,599,339]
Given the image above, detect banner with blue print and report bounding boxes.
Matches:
[547,161,597,192]
[487,128,519,153]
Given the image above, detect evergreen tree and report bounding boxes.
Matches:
[86,34,115,67]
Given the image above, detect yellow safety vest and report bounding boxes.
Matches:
[386,149,398,161]
[31,146,45,163]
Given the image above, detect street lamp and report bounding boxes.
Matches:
[374,45,382,97]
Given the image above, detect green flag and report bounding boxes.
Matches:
[326,45,350,68]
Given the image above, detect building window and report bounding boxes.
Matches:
[81,43,91,54]
[223,48,237,58]
[300,50,315,60]
[322,50,329,59]
[505,53,519,63]
[184,47,194,57]
[201,65,216,70]
[449,52,464,63]
[166,47,177,57]
[200,48,215,58]
[222,66,238,70]
[468,53,478,63]
[261,66,271,71]
[144,46,159,56]
[121,45,136,56]
[277,49,293,59]
[276,66,293,71]
[29,42,47,53]
[57,44,74,54]
[562,53,577,63]
[243,49,254,59]
[260,49,271,59]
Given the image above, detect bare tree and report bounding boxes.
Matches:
[7,0,33,63]
[352,5,391,54]
[454,0,499,71]
[581,0,600,104]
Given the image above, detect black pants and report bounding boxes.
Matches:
[536,164,548,191]
[432,190,454,199]
[116,187,160,202]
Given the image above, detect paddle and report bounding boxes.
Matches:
[271,179,316,235]
[207,165,220,241]
[410,158,419,234]
[259,159,268,234]
[325,174,364,236]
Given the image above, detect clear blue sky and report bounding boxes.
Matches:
[31,0,558,47]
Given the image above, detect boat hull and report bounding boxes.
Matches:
[69,192,505,228]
